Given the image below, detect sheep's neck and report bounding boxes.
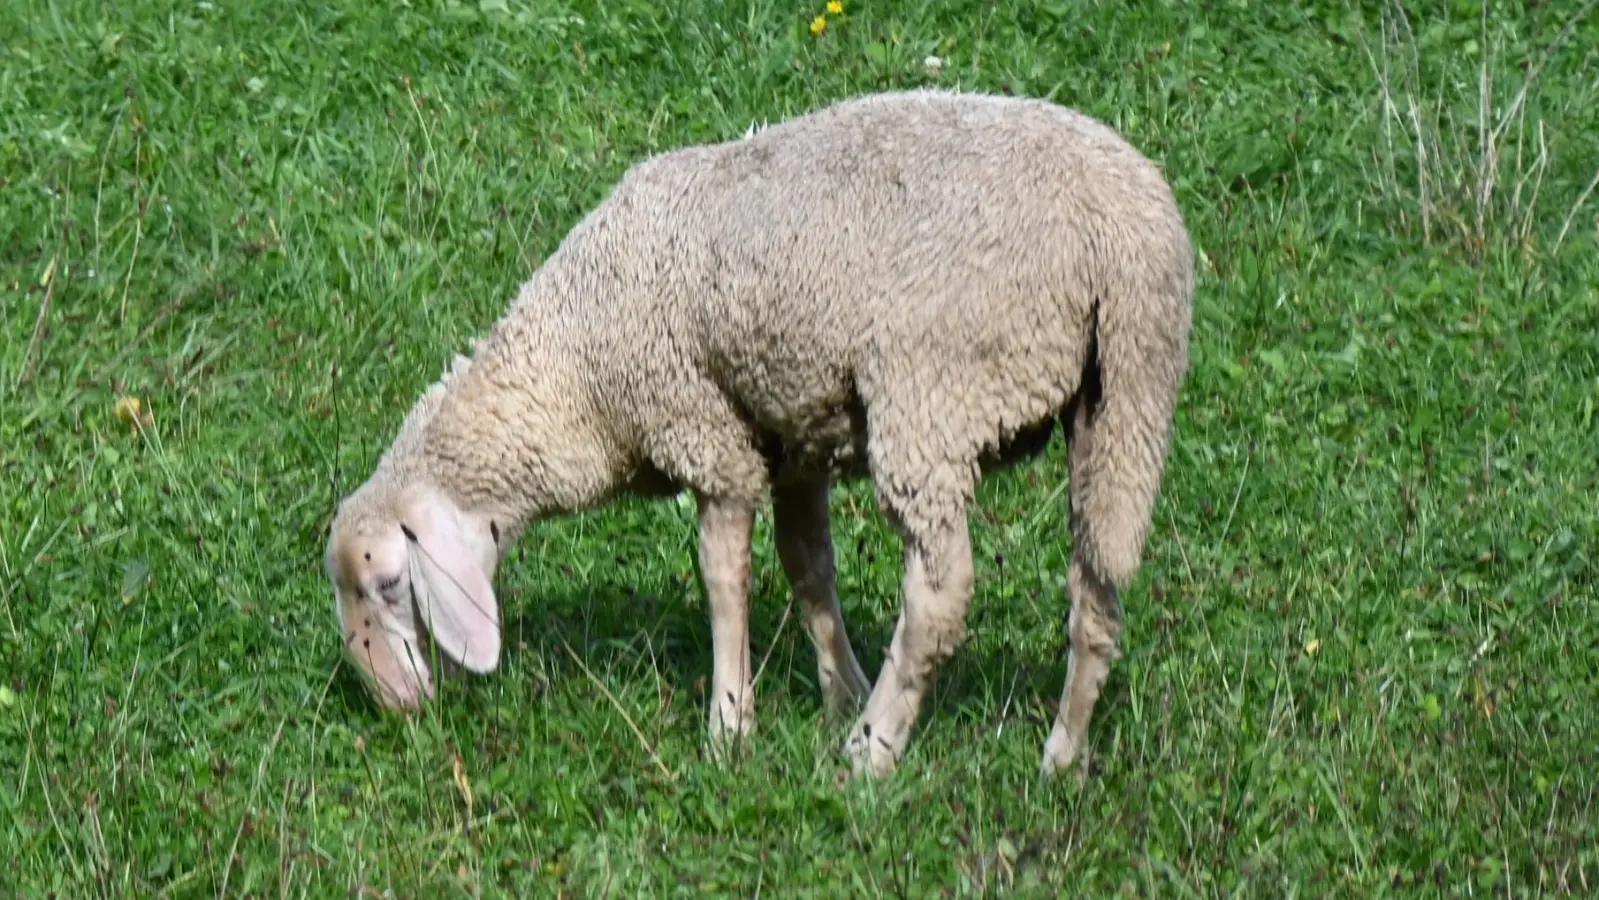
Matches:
[420,348,621,534]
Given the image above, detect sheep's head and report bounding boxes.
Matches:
[325,484,503,710]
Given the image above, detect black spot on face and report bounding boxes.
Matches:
[362,638,371,649]
[364,552,371,561]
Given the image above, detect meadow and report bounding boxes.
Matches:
[2,0,1597,895]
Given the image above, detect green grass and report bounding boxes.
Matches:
[3,0,1598,895]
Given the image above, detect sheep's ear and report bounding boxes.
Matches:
[401,496,501,673]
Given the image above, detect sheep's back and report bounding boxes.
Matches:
[574,90,1190,478]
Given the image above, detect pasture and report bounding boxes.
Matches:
[2,0,1597,895]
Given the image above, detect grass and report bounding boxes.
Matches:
[2,0,1597,895]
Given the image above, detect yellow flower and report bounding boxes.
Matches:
[115,395,153,429]
[114,395,143,423]
[826,1,844,13]
[810,14,827,34]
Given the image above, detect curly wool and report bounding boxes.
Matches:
[371,87,1192,589]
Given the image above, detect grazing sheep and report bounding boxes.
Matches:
[325,87,1193,780]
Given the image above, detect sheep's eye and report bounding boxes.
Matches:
[375,576,401,596]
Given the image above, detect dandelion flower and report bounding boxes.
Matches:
[826,1,844,13]
[115,395,153,429]
[810,14,827,34]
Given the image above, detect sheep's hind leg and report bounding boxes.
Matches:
[1040,556,1122,782]
[697,494,758,760]
[844,514,974,778]
[772,478,872,719]
[1040,401,1127,783]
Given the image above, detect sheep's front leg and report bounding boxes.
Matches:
[698,495,757,758]
[844,519,974,778]
[772,479,872,719]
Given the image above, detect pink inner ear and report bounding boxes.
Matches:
[405,496,501,673]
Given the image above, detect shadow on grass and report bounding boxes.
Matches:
[326,571,1079,752]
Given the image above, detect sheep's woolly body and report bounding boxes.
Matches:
[421,89,1189,572]
[332,88,1194,778]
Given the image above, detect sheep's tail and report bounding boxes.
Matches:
[1072,219,1194,590]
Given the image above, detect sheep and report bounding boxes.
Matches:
[324,87,1194,781]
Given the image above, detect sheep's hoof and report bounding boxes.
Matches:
[1039,729,1090,786]
[705,727,753,767]
[1038,755,1090,788]
[705,703,756,766]
[817,660,872,723]
[842,722,900,779]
